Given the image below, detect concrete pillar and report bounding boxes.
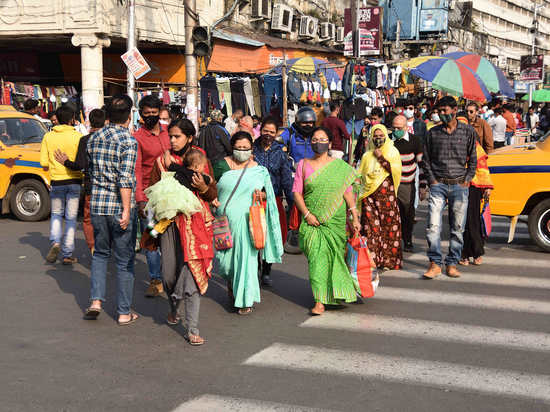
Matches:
[71,34,111,130]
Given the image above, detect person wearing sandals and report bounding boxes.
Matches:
[456,113,494,267]
[253,115,294,286]
[213,132,283,316]
[293,127,361,316]
[147,119,218,345]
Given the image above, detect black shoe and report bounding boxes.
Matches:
[261,275,274,287]
[403,242,414,253]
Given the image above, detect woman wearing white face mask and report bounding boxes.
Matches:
[426,108,443,130]
[213,132,284,316]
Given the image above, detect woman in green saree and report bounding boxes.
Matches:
[293,127,361,315]
[214,132,284,315]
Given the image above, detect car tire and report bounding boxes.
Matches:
[9,179,50,222]
[528,198,550,253]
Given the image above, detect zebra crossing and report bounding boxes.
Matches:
[173,214,549,411]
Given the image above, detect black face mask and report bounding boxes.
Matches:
[143,114,160,128]
[173,141,190,157]
[295,123,314,138]
[260,134,276,145]
[311,142,330,154]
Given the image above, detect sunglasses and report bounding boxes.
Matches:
[467,110,476,114]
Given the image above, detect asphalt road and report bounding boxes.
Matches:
[1,203,549,412]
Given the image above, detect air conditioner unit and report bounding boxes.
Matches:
[320,22,335,40]
[251,0,271,19]
[271,4,293,32]
[335,27,344,43]
[299,16,318,38]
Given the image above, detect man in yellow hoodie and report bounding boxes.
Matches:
[40,106,83,264]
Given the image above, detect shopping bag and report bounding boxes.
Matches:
[345,234,379,298]
[289,204,302,230]
[481,201,492,237]
[213,214,233,250]
[249,194,267,250]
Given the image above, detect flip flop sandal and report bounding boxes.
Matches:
[166,313,181,325]
[84,307,101,318]
[62,257,78,265]
[237,307,253,316]
[117,313,139,326]
[473,257,483,266]
[458,259,470,266]
[46,244,61,263]
[310,306,325,316]
[185,332,204,346]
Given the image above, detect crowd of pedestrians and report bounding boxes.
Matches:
[38,93,547,345]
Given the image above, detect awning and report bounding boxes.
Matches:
[207,28,344,74]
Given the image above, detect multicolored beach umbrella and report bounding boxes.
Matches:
[442,52,515,98]
[406,58,492,103]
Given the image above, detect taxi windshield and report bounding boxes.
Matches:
[0,117,47,146]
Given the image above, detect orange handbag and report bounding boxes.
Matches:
[249,193,267,250]
[289,159,307,230]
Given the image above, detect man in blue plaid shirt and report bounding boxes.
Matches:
[84,94,140,326]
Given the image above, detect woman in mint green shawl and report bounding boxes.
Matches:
[215,132,283,315]
[293,127,361,315]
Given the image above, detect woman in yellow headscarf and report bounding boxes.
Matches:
[357,124,403,270]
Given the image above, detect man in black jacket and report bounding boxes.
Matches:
[197,109,232,165]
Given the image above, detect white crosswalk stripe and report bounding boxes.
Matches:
[301,312,550,353]
[173,395,337,411]
[375,286,550,314]
[244,343,550,404]
[405,253,547,268]
[381,269,550,289]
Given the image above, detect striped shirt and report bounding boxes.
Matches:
[87,123,138,215]
[393,132,427,187]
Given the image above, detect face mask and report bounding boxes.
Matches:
[370,120,379,125]
[233,149,252,162]
[440,113,454,125]
[302,125,313,133]
[311,142,330,154]
[393,129,405,139]
[373,137,385,148]
[432,114,441,123]
[421,108,427,114]
[260,134,276,145]
[173,141,190,157]
[143,115,160,127]
[403,109,415,119]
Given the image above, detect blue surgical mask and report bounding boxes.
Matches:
[421,108,427,114]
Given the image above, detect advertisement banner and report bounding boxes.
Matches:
[121,47,151,80]
[520,55,544,83]
[344,7,382,57]
[513,81,529,94]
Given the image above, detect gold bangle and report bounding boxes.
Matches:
[199,186,209,194]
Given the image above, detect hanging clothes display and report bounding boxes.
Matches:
[242,78,256,116]
[216,78,233,116]
[262,74,283,114]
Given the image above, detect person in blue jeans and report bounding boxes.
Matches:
[40,105,83,265]
[421,97,477,279]
[84,94,140,326]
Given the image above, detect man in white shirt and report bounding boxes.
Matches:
[224,109,243,136]
[525,105,539,140]
[488,107,507,150]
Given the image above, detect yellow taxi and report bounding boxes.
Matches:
[488,133,550,252]
[0,105,50,221]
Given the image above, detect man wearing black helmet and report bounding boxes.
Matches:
[279,106,317,167]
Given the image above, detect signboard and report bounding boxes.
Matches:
[514,81,529,94]
[498,55,507,68]
[121,47,151,80]
[520,55,544,83]
[344,7,382,57]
